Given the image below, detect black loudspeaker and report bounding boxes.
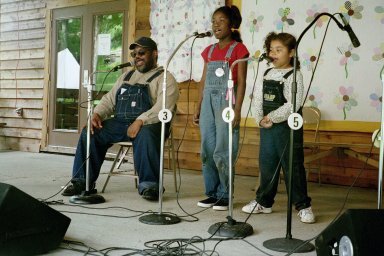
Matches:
[315,209,384,256]
[0,183,71,256]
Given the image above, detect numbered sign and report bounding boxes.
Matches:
[288,113,303,130]
[222,107,234,123]
[158,109,172,123]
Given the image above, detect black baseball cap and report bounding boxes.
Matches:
[129,37,157,51]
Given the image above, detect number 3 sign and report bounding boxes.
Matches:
[158,109,172,123]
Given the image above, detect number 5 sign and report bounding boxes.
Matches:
[287,113,303,130]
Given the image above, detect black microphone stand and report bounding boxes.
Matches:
[139,32,203,225]
[263,13,347,253]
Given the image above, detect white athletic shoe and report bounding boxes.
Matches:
[242,200,272,214]
[298,207,315,223]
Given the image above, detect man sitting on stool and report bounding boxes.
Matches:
[62,37,179,201]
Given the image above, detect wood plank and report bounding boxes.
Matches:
[0,118,42,129]
[0,0,46,14]
[0,99,43,108]
[0,28,45,42]
[135,2,150,18]
[304,141,374,149]
[0,48,45,60]
[178,87,199,102]
[0,69,44,80]
[136,17,150,30]
[134,29,150,38]
[3,137,40,152]
[0,39,45,51]
[0,79,44,88]
[46,0,117,9]
[0,59,45,70]
[0,108,43,119]
[1,127,42,139]
[0,88,44,99]
[175,102,197,115]
[0,7,45,23]
[0,19,45,32]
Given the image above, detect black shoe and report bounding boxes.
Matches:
[197,197,217,208]
[212,200,228,211]
[141,188,159,201]
[62,183,97,196]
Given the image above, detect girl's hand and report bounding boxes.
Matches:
[260,116,273,128]
[193,112,200,126]
[233,109,241,128]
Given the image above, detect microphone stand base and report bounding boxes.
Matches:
[208,221,253,238]
[139,213,181,225]
[263,237,314,253]
[69,191,106,204]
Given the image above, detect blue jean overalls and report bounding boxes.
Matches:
[256,68,311,210]
[199,42,240,201]
[72,69,169,194]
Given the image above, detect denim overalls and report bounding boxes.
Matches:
[199,42,239,201]
[72,69,167,194]
[256,68,311,210]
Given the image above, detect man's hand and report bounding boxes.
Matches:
[90,113,103,134]
[128,120,143,138]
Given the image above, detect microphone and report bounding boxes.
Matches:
[195,31,213,38]
[259,53,273,63]
[111,61,134,71]
[339,14,361,48]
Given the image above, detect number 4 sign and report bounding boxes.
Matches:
[222,107,235,123]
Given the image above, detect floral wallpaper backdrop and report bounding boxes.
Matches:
[150,0,384,123]
[150,0,224,82]
[241,0,384,122]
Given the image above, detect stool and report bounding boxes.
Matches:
[101,129,178,193]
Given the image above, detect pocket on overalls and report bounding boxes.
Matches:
[116,88,143,120]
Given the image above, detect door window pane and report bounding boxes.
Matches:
[93,13,124,104]
[55,18,81,130]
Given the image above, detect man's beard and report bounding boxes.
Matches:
[137,59,156,73]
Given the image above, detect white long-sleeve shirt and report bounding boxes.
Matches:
[254,67,304,125]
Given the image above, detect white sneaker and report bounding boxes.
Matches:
[242,200,272,214]
[298,207,315,223]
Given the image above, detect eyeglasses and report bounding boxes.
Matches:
[130,50,148,58]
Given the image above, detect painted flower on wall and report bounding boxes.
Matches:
[274,7,295,32]
[334,85,358,120]
[246,11,264,44]
[304,86,323,108]
[338,44,360,78]
[375,5,384,24]
[248,50,263,79]
[305,4,329,39]
[339,1,364,21]
[372,42,384,79]
[301,48,324,72]
[369,90,382,112]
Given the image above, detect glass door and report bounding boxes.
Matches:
[47,0,129,152]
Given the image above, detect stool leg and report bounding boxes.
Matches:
[101,146,126,193]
